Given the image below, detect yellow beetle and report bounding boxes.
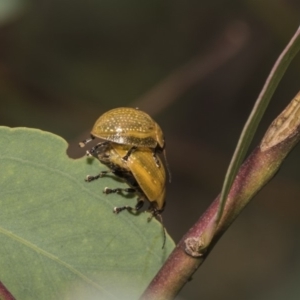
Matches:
[79,107,166,167]
[85,141,167,247]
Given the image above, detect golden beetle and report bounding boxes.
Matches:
[79,107,166,167]
[85,141,167,247]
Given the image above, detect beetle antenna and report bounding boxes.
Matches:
[163,149,172,183]
[147,211,166,249]
[79,135,95,148]
[155,213,166,249]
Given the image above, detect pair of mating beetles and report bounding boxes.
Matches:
[79,107,168,247]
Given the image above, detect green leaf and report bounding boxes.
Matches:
[217,26,300,224]
[0,127,175,300]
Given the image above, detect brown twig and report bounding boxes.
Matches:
[140,91,300,299]
[0,281,16,300]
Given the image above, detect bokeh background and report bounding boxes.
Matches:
[1,1,300,299]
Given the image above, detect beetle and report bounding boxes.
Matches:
[79,107,167,169]
[85,141,167,248]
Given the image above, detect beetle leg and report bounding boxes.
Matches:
[122,146,137,161]
[79,135,95,148]
[113,198,144,214]
[87,141,110,155]
[135,199,144,210]
[85,170,112,182]
[103,187,136,194]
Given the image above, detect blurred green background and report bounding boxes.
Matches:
[1,1,300,299]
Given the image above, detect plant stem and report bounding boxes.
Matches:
[0,282,15,300]
[141,92,300,299]
[140,24,300,299]
[217,25,300,225]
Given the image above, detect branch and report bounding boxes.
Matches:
[140,90,300,299]
[0,282,16,300]
[140,25,300,300]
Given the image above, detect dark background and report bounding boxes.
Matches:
[1,1,300,299]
